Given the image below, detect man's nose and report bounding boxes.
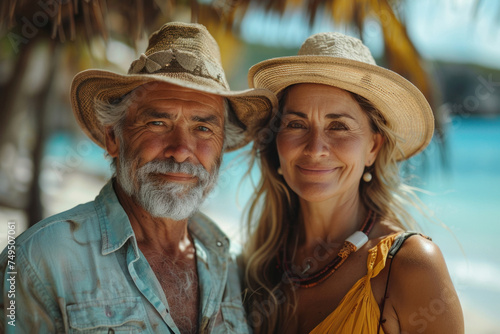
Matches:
[164,126,195,163]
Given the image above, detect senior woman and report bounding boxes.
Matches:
[242,32,464,333]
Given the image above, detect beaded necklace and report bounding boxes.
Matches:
[279,210,377,288]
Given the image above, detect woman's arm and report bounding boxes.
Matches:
[391,236,464,333]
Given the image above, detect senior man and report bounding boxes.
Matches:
[0,22,276,333]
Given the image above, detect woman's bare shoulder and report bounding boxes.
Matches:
[388,234,465,333]
[392,233,442,270]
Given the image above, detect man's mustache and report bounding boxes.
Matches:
[138,159,211,185]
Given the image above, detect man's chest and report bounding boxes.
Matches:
[148,254,200,333]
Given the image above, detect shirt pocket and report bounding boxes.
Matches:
[220,301,250,334]
[67,296,148,333]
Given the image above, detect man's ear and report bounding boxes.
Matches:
[104,126,119,158]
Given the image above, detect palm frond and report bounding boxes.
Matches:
[1,0,438,124]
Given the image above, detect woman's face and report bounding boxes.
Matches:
[276,83,383,203]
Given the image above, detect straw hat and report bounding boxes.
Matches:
[248,32,434,160]
[71,22,277,152]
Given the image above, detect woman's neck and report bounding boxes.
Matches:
[297,194,368,253]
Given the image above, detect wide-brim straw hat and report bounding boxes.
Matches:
[248,32,434,160]
[71,22,277,152]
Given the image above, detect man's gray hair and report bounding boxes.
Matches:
[94,90,245,154]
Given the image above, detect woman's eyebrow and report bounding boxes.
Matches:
[325,113,355,120]
[283,110,355,120]
[282,110,308,118]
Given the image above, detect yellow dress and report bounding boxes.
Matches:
[309,233,399,334]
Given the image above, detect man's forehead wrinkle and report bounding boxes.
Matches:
[135,83,223,103]
[136,95,224,110]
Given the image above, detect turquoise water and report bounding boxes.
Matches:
[408,116,500,320]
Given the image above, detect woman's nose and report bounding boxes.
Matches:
[303,128,329,157]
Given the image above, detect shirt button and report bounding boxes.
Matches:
[105,305,113,317]
[216,241,223,247]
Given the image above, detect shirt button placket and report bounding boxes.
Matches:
[106,306,114,333]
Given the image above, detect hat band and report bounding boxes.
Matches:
[128,49,229,89]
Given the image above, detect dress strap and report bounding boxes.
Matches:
[388,232,428,259]
[377,232,432,334]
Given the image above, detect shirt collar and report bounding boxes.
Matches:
[95,180,137,256]
[188,212,230,259]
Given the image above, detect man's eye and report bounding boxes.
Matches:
[149,121,164,126]
[197,125,211,132]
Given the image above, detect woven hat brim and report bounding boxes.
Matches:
[248,56,434,161]
[71,69,277,152]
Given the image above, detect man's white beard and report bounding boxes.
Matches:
[117,146,220,220]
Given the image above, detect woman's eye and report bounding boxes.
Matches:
[286,122,305,129]
[330,122,349,130]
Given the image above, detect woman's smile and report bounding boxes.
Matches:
[296,165,338,176]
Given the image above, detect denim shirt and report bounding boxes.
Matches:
[0,181,250,333]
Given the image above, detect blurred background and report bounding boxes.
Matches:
[1,0,499,332]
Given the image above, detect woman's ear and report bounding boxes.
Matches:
[104,126,119,158]
[366,133,384,167]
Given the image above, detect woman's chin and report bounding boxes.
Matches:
[294,188,339,203]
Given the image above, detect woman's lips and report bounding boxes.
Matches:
[296,165,337,175]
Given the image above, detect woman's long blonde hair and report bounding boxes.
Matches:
[242,87,424,333]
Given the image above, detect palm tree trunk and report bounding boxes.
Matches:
[27,40,59,226]
[0,40,37,146]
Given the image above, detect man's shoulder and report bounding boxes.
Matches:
[1,201,100,259]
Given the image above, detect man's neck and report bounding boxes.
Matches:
[112,179,191,255]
